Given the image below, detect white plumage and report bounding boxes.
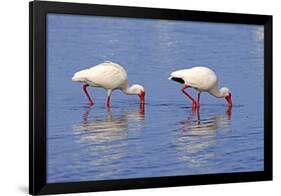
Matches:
[170,67,217,91]
[73,61,127,89]
[72,61,145,107]
[169,66,232,108]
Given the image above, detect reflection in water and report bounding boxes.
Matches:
[74,104,145,142]
[72,105,145,179]
[174,107,232,170]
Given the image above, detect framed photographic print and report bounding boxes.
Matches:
[29,1,272,195]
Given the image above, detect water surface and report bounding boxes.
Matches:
[47,14,264,183]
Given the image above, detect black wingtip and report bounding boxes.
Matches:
[170,77,185,84]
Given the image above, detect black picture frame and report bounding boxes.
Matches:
[29,1,273,195]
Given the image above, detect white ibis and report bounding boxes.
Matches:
[72,61,145,107]
[169,66,232,108]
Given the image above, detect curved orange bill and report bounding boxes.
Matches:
[225,93,232,107]
[138,91,145,104]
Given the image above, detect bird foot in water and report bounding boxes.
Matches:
[192,102,197,109]
[192,101,200,109]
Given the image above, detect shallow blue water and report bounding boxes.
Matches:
[47,14,264,183]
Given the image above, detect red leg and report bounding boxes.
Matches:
[197,92,201,108]
[83,84,94,106]
[106,96,111,108]
[181,85,197,108]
